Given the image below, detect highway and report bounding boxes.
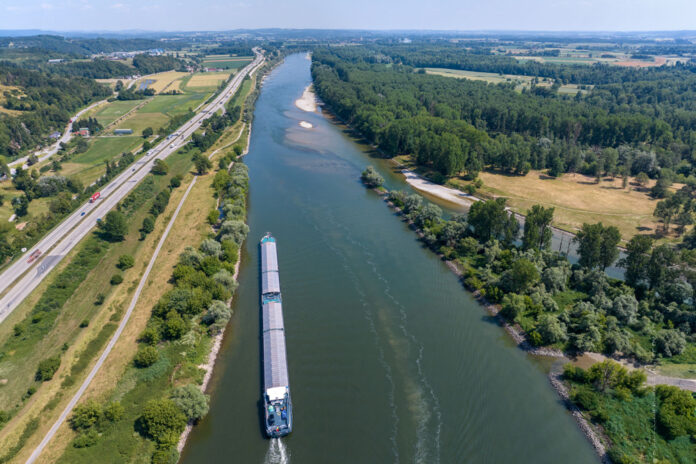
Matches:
[0,50,264,324]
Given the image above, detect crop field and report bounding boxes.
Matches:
[92,100,142,127]
[186,71,232,89]
[425,68,590,94]
[473,170,661,240]
[135,71,188,93]
[201,54,252,70]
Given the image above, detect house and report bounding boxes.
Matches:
[75,129,90,137]
[49,131,61,139]
[114,129,133,135]
[47,59,64,63]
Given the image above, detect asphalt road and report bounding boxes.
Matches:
[0,51,264,324]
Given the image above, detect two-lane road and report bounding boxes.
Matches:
[0,52,264,323]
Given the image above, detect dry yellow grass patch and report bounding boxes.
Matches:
[475,170,661,239]
[145,71,188,93]
[187,71,233,88]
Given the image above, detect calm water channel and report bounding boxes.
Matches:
[181,54,597,464]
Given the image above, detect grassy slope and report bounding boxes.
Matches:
[0,149,195,464]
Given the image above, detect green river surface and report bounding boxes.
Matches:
[181,53,598,464]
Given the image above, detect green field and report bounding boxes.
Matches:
[201,55,252,70]
[61,136,142,184]
[113,112,169,136]
[92,100,142,127]
[140,92,209,116]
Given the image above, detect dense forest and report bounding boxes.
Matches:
[0,35,184,55]
[311,46,696,182]
[0,62,111,158]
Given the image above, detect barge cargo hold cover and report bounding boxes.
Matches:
[260,233,293,438]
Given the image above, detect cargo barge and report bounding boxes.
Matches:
[260,233,293,438]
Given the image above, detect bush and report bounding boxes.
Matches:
[138,398,187,445]
[571,386,599,411]
[151,447,179,464]
[170,384,210,422]
[80,319,89,328]
[70,400,102,431]
[36,356,61,381]
[151,159,169,175]
[140,327,161,346]
[99,210,128,242]
[207,209,219,225]
[103,402,124,422]
[134,346,160,368]
[73,429,99,448]
[110,274,124,285]
[94,293,105,305]
[118,254,135,270]
[360,166,384,188]
[169,175,183,189]
[163,311,187,340]
[655,385,696,439]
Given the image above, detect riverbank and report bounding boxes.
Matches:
[375,188,625,464]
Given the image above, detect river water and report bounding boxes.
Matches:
[181,54,597,464]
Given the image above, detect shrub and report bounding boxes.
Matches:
[200,239,222,258]
[151,447,179,464]
[94,293,105,305]
[134,346,160,368]
[36,356,61,381]
[169,175,183,189]
[102,402,124,422]
[138,398,187,445]
[170,384,210,422]
[70,400,102,431]
[207,209,219,225]
[140,327,161,346]
[655,385,696,439]
[118,254,135,270]
[142,216,155,235]
[571,386,599,411]
[73,429,99,448]
[360,166,384,188]
[151,159,169,175]
[110,274,123,285]
[80,319,89,328]
[163,311,187,340]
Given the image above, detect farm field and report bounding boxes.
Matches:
[134,70,188,93]
[140,92,209,116]
[201,54,252,70]
[112,112,169,136]
[186,71,232,90]
[424,68,590,94]
[92,100,142,127]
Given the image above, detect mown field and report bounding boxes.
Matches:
[424,68,590,94]
[474,170,662,239]
[186,71,232,90]
[201,54,252,70]
[92,100,142,127]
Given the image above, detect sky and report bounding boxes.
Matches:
[1,0,695,32]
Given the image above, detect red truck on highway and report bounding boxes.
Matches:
[90,192,101,203]
[27,249,42,264]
